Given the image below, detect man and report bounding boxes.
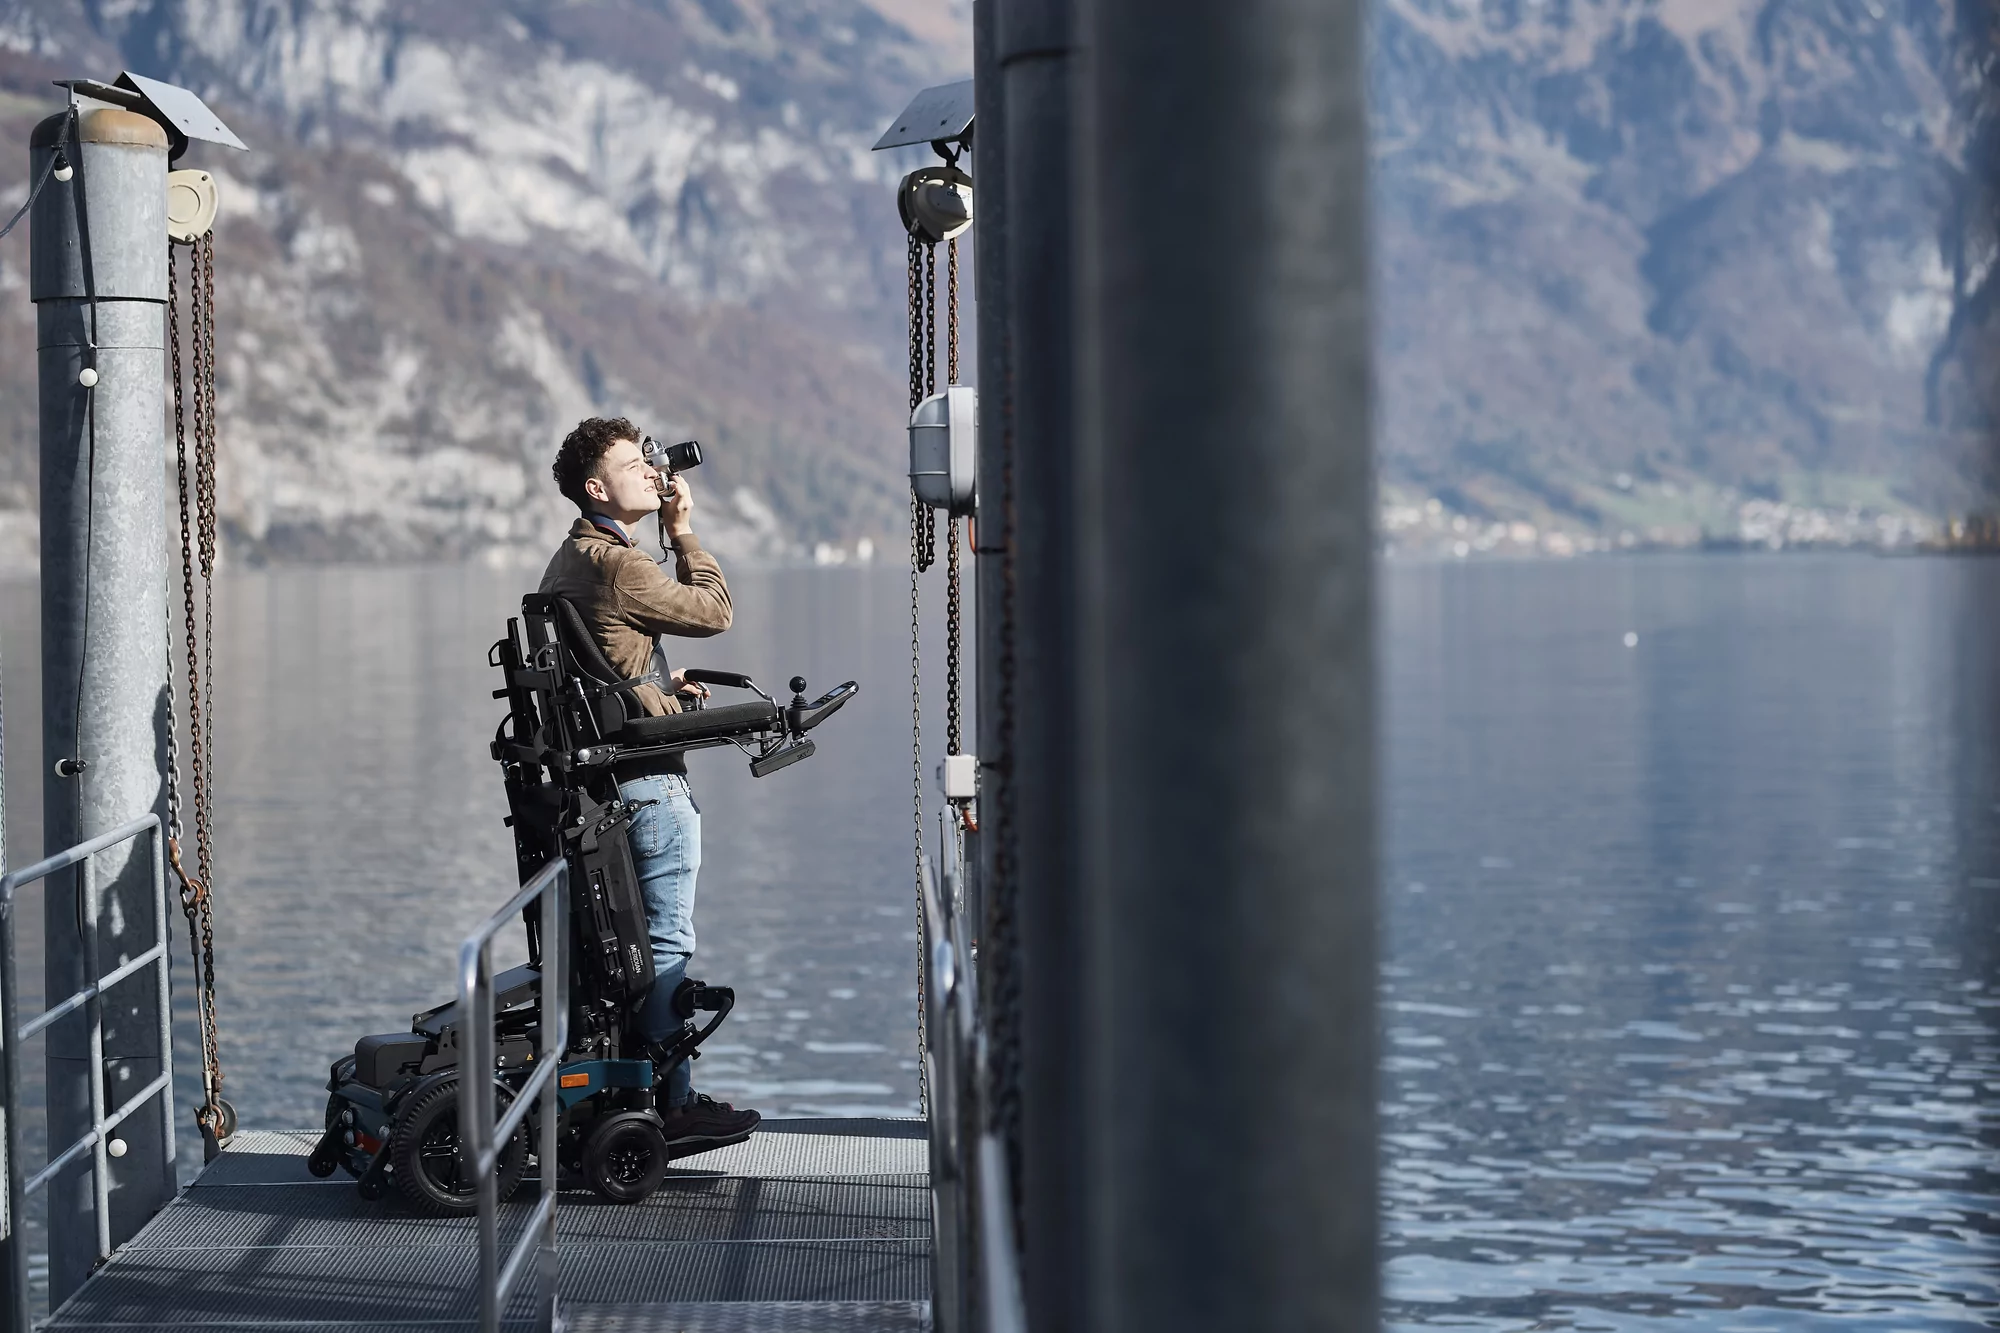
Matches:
[540,415,759,1145]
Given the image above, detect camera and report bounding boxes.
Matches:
[641,436,703,477]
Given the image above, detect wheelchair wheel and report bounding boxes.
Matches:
[581,1111,670,1204]
[390,1078,527,1216]
[308,1097,344,1178]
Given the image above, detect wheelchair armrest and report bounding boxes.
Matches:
[682,668,756,691]
[620,700,780,746]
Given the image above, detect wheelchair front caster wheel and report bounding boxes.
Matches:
[582,1111,670,1204]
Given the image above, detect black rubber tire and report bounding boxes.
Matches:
[581,1112,670,1204]
[306,1133,341,1179]
[389,1078,527,1216]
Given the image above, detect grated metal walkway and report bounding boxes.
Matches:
[42,1121,931,1332]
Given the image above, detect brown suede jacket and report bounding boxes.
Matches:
[537,516,733,719]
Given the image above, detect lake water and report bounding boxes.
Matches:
[1379,555,1997,1330]
[1,554,1995,1328]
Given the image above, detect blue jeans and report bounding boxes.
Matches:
[617,772,700,1109]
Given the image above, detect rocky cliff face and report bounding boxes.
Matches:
[0,1,1981,565]
[0,0,968,565]
[1374,0,1980,551]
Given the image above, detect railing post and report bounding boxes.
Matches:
[534,867,564,1333]
[78,856,111,1264]
[150,827,176,1204]
[463,856,567,1333]
[0,889,26,1333]
[467,937,496,1333]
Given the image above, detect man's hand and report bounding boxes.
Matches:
[670,667,708,700]
[659,472,695,539]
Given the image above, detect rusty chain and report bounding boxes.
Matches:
[908,233,935,573]
[945,521,962,760]
[947,237,959,385]
[166,233,227,1152]
[920,240,938,568]
[907,231,929,1114]
[944,237,963,763]
[197,233,224,1138]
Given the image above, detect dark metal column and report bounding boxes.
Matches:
[966,4,1011,1332]
[1072,2,1379,1329]
[970,0,1010,1054]
[993,0,1087,1329]
[32,106,175,1306]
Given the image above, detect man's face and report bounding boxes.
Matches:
[585,438,662,518]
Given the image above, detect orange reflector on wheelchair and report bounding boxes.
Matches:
[559,1072,591,1088]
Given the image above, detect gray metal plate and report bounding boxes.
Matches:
[565,1302,931,1332]
[51,1239,927,1323]
[46,1121,932,1329]
[672,1122,927,1178]
[131,1177,928,1249]
[115,73,248,150]
[872,81,975,150]
[49,1305,929,1333]
[202,1123,929,1182]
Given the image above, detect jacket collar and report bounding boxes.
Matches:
[576,514,634,547]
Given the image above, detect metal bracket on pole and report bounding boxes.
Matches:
[54,73,248,163]
[872,80,975,156]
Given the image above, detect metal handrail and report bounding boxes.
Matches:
[459,855,567,1333]
[0,814,177,1333]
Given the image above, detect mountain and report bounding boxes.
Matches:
[0,1,1985,565]
[0,0,969,566]
[1372,0,1985,552]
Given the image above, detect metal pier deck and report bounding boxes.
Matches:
[42,1120,930,1332]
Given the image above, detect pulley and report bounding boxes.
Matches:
[166,168,218,242]
[899,165,972,244]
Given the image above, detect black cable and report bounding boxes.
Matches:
[66,90,98,942]
[0,101,75,242]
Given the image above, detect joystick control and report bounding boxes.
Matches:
[789,677,809,706]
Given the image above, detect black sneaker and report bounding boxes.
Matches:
[659,1092,760,1154]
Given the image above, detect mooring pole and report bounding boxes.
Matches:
[989,0,1092,1329]
[1072,1,1379,1328]
[31,105,175,1306]
[0,614,11,1320]
[965,7,1010,1333]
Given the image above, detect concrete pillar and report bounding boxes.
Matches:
[1072,2,1379,1329]
[31,105,174,1306]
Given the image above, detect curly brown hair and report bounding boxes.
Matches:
[552,416,640,510]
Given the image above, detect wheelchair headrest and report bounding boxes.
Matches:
[543,596,623,687]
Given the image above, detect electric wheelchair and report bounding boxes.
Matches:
[313,593,857,1214]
